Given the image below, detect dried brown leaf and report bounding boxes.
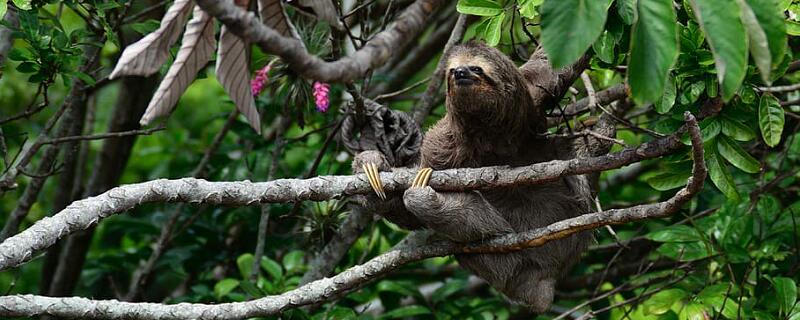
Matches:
[140,6,216,125]
[109,0,193,79]
[258,0,305,40]
[216,27,261,133]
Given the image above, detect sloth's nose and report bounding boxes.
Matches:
[453,67,471,80]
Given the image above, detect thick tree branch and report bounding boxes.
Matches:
[0,113,704,319]
[194,0,443,82]
[0,120,691,271]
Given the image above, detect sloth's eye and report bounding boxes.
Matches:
[469,66,483,74]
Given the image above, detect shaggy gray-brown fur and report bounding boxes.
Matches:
[354,42,591,312]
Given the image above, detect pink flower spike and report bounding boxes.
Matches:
[313,81,330,112]
[250,64,271,96]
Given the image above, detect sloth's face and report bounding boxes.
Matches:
[446,54,497,93]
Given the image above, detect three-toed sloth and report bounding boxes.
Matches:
[354,41,590,313]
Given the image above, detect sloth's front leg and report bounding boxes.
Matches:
[402,169,513,242]
[353,150,424,229]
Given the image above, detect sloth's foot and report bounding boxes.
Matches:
[410,168,433,188]
[362,163,386,200]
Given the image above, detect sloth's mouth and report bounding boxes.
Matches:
[455,78,477,86]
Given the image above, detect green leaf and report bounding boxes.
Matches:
[700,118,721,142]
[706,143,741,201]
[7,48,31,61]
[646,225,702,242]
[643,288,688,315]
[519,0,543,18]
[214,278,240,299]
[646,169,691,191]
[617,0,637,25]
[720,117,757,141]
[655,76,677,113]
[457,0,503,16]
[0,0,7,21]
[130,20,161,35]
[679,302,709,320]
[757,195,781,221]
[755,311,779,320]
[787,20,800,36]
[72,71,96,86]
[593,30,616,64]
[484,12,505,46]
[16,61,38,73]
[697,284,741,319]
[10,0,30,10]
[541,0,610,68]
[745,0,788,68]
[772,277,798,315]
[236,254,254,279]
[737,0,774,83]
[690,0,748,101]
[717,135,761,173]
[282,250,305,274]
[628,0,679,105]
[432,279,469,304]
[759,93,785,147]
[260,257,283,281]
[379,305,431,319]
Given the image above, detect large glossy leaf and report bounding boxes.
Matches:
[706,143,741,201]
[759,93,785,147]
[745,0,788,68]
[541,0,610,68]
[216,26,261,133]
[690,0,748,101]
[109,0,193,79]
[483,12,505,46]
[717,135,761,173]
[140,7,216,126]
[720,116,757,141]
[772,277,798,315]
[617,0,637,25]
[629,0,679,105]
[738,0,773,83]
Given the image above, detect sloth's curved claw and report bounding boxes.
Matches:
[362,163,386,200]
[411,168,433,188]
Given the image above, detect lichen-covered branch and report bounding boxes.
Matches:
[0,113,704,320]
[193,0,443,82]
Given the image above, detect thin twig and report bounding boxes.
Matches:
[757,82,800,93]
[39,125,165,145]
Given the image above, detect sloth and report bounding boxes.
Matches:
[354,41,590,312]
